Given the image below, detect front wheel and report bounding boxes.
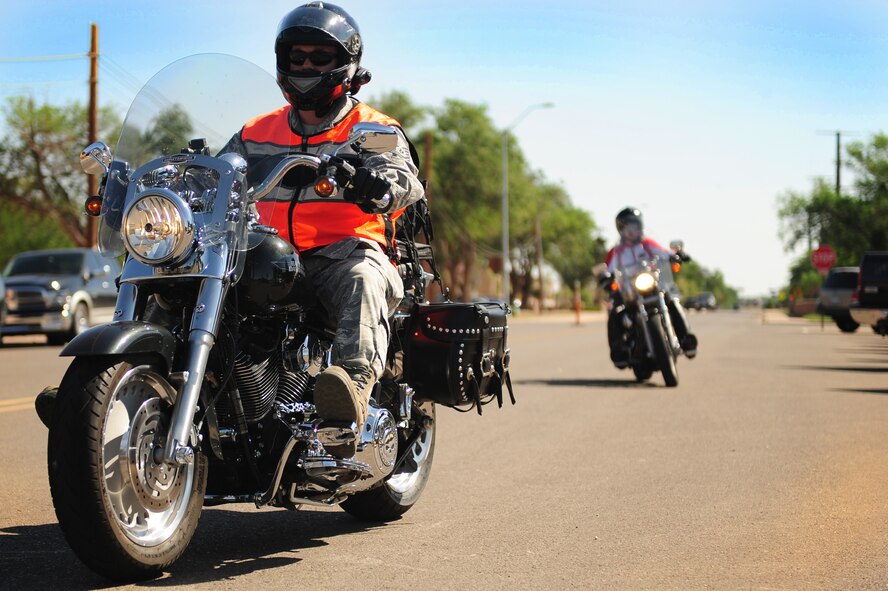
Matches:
[341,402,436,521]
[648,315,679,387]
[48,356,207,581]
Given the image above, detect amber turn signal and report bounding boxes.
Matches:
[610,281,619,292]
[84,195,103,216]
[672,262,681,273]
[314,177,337,197]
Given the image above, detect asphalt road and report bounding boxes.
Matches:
[2,309,888,590]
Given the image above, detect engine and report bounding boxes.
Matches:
[216,347,311,423]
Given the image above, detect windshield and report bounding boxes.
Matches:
[97,53,287,256]
[617,256,677,293]
[6,252,84,276]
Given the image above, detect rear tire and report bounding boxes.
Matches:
[341,402,436,521]
[648,315,679,387]
[48,356,207,581]
[836,318,859,333]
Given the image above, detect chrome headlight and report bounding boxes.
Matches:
[122,188,194,265]
[633,272,656,294]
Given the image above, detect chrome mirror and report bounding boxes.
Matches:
[80,142,112,175]
[669,240,684,251]
[345,123,399,154]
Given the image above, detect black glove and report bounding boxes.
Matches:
[671,251,691,263]
[345,167,392,212]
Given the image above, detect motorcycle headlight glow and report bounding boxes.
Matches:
[122,188,194,265]
[634,272,656,294]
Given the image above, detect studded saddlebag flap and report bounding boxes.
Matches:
[405,301,515,414]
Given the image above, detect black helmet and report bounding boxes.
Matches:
[615,207,643,233]
[274,2,371,115]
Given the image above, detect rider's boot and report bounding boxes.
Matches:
[34,386,58,428]
[682,333,698,359]
[314,366,371,458]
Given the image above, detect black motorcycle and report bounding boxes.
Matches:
[47,54,513,581]
[595,248,693,387]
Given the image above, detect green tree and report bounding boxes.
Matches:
[777,132,888,295]
[779,132,888,263]
[0,96,120,248]
[0,199,73,269]
[673,260,740,309]
[425,99,504,300]
[368,90,430,133]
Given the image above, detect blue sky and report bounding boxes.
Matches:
[3,0,888,295]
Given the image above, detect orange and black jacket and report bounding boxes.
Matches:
[221,98,423,253]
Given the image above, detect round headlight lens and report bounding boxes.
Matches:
[633,272,656,293]
[122,189,194,265]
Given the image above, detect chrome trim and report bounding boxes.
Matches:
[162,279,226,464]
[122,188,196,266]
[80,141,112,175]
[657,292,681,351]
[398,384,414,423]
[287,486,346,508]
[253,435,298,507]
[249,154,322,202]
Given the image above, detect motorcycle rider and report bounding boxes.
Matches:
[218,2,424,456]
[33,3,423,458]
[604,207,697,367]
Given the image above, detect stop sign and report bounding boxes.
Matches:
[811,245,836,275]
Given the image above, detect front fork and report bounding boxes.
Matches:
[637,292,680,355]
[117,278,227,466]
[655,292,681,351]
[162,278,227,464]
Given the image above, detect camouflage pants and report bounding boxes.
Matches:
[303,242,403,383]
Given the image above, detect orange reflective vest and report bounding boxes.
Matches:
[245,102,402,252]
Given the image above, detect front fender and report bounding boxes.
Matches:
[60,321,176,370]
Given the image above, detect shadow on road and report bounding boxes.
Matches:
[514,378,659,388]
[0,507,383,589]
[0,340,57,350]
[784,364,888,373]
[832,387,888,396]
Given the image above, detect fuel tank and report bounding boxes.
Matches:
[238,230,310,312]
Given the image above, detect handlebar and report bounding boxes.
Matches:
[248,154,323,202]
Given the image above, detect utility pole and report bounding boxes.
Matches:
[422,131,432,207]
[816,129,857,197]
[87,23,98,247]
[535,215,544,314]
[834,131,840,197]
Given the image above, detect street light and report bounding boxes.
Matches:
[502,102,554,306]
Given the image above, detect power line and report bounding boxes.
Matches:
[0,53,86,62]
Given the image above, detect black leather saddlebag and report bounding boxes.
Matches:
[405,301,515,414]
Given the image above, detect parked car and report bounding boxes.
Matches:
[816,266,860,332]
[686,292,717,311]
[849,251,888,335]
[1,248,120,345]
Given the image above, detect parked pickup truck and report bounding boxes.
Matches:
[849,251,888,335]
[1,248,120,345]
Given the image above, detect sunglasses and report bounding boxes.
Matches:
[288,50,337,67]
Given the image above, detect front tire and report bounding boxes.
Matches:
[48,356,207,581]
[341,402,436,521]
[648,315,679,387]
[632,362,654,382]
